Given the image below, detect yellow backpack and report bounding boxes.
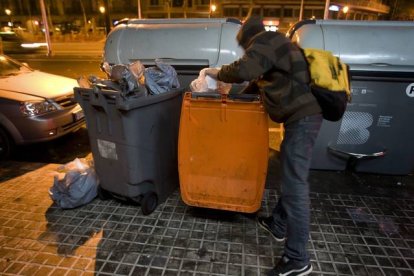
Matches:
[302,48,351,121]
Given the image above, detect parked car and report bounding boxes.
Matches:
[0,54,85,159]
[0,32,47,54]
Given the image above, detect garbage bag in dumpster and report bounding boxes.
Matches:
[145,59,180,95]
[190,68,232,94]
[287,19,414,175]
[74,86,184,215]
[87,60,148,97]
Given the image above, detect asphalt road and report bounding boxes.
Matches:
[7,40,106,79]
[9,54,105,80]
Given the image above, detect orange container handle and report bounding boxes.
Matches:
[227,93,261,102]
[187,92,261,103]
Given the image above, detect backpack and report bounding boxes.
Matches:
[302,48,351,121]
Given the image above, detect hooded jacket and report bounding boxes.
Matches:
[217,16,321,124]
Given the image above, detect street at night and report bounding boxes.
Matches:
[1,1,414,275]
[9,41,105,80]
[1,41,413,276]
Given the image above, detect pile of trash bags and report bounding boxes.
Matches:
[78,59,180,97]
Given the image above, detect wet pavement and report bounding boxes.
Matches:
[0,150,413,276]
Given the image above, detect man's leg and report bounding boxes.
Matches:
[258,196,287,242]
[267,114,322,276]
[280,114,322,264]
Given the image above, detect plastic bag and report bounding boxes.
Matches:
[190,68,232,94]
[190,69,215,92]
[144,59,180,95]
[128,61,146,86]
[111,64,147,96]
[93,61,148,97]
[49,158,99,209]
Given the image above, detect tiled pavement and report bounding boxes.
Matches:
[0,155,413,276]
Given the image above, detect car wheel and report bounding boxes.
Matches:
[141,192,158,215]
[0,127,13,160]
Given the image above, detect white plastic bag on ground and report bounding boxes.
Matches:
[190,68,232,94]
[49,158,99,209]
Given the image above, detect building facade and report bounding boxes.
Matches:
[0,0,392,35]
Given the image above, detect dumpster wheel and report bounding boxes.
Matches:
[97,186,112,200]
[141,192,158,215]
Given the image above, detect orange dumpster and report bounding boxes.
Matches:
[178,92,269,213]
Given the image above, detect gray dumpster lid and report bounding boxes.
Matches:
[287,20,414,72]
[104,18,242,67]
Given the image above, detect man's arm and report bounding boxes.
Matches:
[205,44,274,83]
[240,81,259,94]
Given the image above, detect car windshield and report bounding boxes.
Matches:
[0,55,33,77]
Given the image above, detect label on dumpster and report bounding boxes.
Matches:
[377,115,393,127]
[97,139,118,160]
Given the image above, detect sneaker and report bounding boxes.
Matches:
[268,256,312,276]
[257,216,285,242]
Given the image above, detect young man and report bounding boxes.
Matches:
[205,16,322,276]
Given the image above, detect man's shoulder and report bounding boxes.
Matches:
[256,30,286,39]
[253,31,290,45]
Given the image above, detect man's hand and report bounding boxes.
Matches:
[204,68,220,80]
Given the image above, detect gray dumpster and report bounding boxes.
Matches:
[287,20,414,175]
[74,87,183,214]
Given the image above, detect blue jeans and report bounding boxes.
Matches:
[271,114,322,264]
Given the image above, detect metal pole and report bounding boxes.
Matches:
[323,0,330,20]
[391,0,398,20]
[299,0,304,21]
[104,0,111,35]
[39,0,52,56]
[137,0,142,19]
[79,0,88,36]
[167,1,171,18]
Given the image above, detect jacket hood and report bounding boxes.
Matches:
[236,15,265,49]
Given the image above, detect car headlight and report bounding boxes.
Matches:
[20,101,58,116]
